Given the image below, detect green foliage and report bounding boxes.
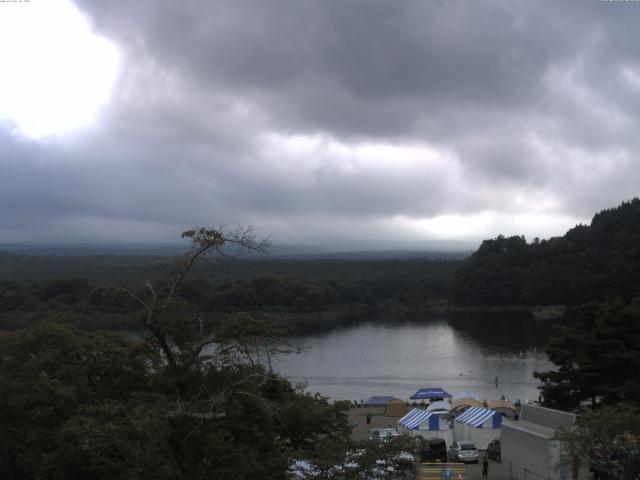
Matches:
[0,317,355,479]
[0,259,459,334]
[0,226,426,479]
[453,198,640,305]
[0,226,364,479]
[555,405,640,479]
[535,298,640,410]
[292,435,419,480]
[0,320,162,479]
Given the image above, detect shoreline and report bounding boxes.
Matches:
[0,303,565,334]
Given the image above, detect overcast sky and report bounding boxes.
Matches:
[1,0,640,249]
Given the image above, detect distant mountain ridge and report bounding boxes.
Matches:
[452,198,640,305]
[0,243,188,257]
[0,240,474,259]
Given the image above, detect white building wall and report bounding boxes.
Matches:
[502,425,550,480]
[502,425,590,480]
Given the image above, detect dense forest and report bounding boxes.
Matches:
[3,199,640,335]
[0,252,460,334]
[4,199,640,336]
[453,198,640,305]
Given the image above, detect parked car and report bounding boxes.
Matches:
[368,427,399,442]
[420,438,448,463]
[448,441,479,463]
[486,439,501,462]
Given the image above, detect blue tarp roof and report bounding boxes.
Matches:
[363,396,397,406]
[409,387,452,400]
[398,408,440,430]
[455,406,502,429]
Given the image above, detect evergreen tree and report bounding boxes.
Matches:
[535,298,640,410]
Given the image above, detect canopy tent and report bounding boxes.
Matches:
[397,408,452,443]
[456,407,502,428]
[453,391,481,401]
[363,396,396,406]
[385,399,408,417]
[398,409,438,430]
[488,399,518,418]
[451,397,484,413]
[453,406,502,449]
[409,387,452,401]
[426,400,451,413]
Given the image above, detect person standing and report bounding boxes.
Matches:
[440,465,451,479]
[482,455,489,479]
[366,412,372,426]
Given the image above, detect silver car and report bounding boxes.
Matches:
[448,441,479,463]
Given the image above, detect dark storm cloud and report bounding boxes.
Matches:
[77,1,612,138]
[3,0,640,244]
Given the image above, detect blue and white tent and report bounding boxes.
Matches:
[397,408,452,443]
[456,406,503,428]
[453,406,502,449]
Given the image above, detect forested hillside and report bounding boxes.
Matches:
[453,199,640,305]
[0,255,460,333]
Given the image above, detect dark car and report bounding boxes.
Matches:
[486,439,501,462]
[420,438,447,463]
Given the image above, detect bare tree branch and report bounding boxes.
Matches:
[84,225,272,371]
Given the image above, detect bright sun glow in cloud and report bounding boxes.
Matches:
[0,0,119,138]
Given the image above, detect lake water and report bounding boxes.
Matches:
[274,315,554,403]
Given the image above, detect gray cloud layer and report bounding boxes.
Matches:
[2,0,640,246]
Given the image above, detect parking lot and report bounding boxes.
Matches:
[459,459,510,480]
[417,459,509,480]
[348,408,515,479]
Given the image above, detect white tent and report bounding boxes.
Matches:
[397,408,453,444]
[453,406,501,449]
[426,400,451,413]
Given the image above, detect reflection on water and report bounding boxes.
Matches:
[448,310,553,350]
[274,316,554,403]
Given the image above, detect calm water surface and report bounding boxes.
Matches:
[274,317,553,403]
